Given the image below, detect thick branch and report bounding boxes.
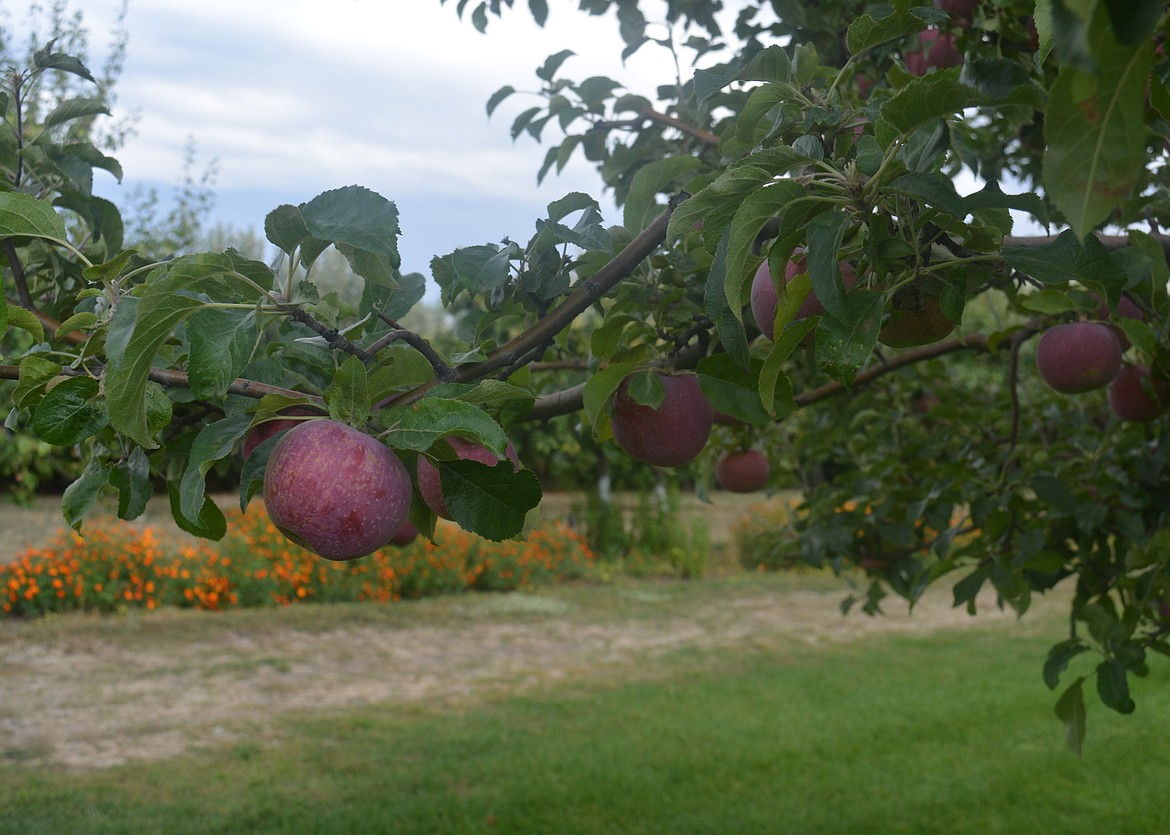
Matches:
[378,194,687,410]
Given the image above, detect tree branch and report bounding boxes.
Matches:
[589,108,721,146]
[377,194,688,410]
[3,240,34,308]
[0,364,320,403]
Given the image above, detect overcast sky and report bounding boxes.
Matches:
[11,1,701,281]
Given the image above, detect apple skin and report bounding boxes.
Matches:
[263,419,412,561]
[750,254,857,341]
[715,449,771,493]
[905,29,963,76]
[388,519,419,547]
[1035,322,1123,394]
[241,407,320,460]
[878,290,956,348]
[417,436,521,520]
[610,372,713,468]
[1108,364,1169,423]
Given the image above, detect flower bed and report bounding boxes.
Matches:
[1,504,594,618]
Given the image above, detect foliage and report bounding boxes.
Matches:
[1,0,1169,749]
[0,503,594,618]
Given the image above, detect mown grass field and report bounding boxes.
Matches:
[3,571,1169,835]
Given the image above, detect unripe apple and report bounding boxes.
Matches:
[388,519,419,546]
[1108,364,1169,422]
[241,406,320,460]
[750,253,857,341]
[715,449,770,493]
[417,436,521,520]
[1035,322,1123,394]
[263,419,412,561]
[610,371,713,468]
[878,289,956,348]
[905,29,963,76]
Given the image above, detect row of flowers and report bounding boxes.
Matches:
[1,504,594,618]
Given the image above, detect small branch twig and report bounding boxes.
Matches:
[3,240,35,308]
[590,107,721,146]
[370,314,457,381]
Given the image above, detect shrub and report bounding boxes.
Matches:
[0,503,594,618]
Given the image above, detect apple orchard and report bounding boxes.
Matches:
[2,0,1169,751]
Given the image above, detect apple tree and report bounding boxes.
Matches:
[2,0,1170,749]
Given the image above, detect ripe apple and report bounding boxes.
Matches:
[263,419,412,561]
[388,519,419,546]
[1094,294,1144,351]
[933,0,978,23]
[750,252,857,342]
[878,289,956,348]
[715,449,770,493]
[610,371,713,468]
[714,411,746,429]
[905,29,963,76]
[241,406,319,460]
[417,436,521,520]
[1108,364,1169,422]
[1034,322,1123,394]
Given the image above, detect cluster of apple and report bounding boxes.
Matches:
[1034,300,1169,422]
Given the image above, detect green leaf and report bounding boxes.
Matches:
[486,85,515,116]
[325,355,371,426]
[239,432,278,512]
[880,72,976,136]
[168,481,226,541]
[805,211,851,320]
[104,294,204,447]
[442,459,542,542]
[380,398,508,457]
[1004,231,1126,300]
[536,49,575,82]
[0,293,6,335]
[1103,0,1164,45]
[1055,677,1088,755]
[300,185,400,269]
[815,292,884,386]
[54,311,97,340]
[0,191,68,239]
[847,7,940,55]
[264,204,308,255]
[961,180,1049,225]
[706,229,749,371]
[1096,659,1136,714]
[6,306,45,343]
[32,46,95,82]
[889,172,965,216]
[12,356,62,409]
[1042,8,1153,238]
[186,308,258,400]
[61,457,110,532]
[726,181,803,326]
[697,354,770,426]
[451,244,516,294]
[582,362,638,436]
[31,376,108,445]
[178,414,253,526]
[41,97,109,132]
[109,446,152,521]
[1044,638,1090,689]
[759,318,815,419]
[1019,288,1077,315]
[624,156,705,233]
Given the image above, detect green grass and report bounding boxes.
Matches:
[3,589,1168,835]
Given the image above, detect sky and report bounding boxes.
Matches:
[8,1,703,284]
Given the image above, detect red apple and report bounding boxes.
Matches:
[714,411,746,428]
[1035,322,1123,394]
[715,449,771,493]
[1108,364,1169,422]
[388,519,419,546]
[878,290,956,348]
[241,406,319,460]
[905,29,963,76]
[933,0,978,24]
[750,252,857,341]
[610,371,713,468]
[263,419,412,561]
[417,436,521,520]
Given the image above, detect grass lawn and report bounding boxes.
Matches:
[2,577,1168,835]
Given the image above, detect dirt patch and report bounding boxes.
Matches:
[0,582,1058,770]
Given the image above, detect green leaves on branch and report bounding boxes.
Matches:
[438,459,542,542]
[1042,4,1153,239]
